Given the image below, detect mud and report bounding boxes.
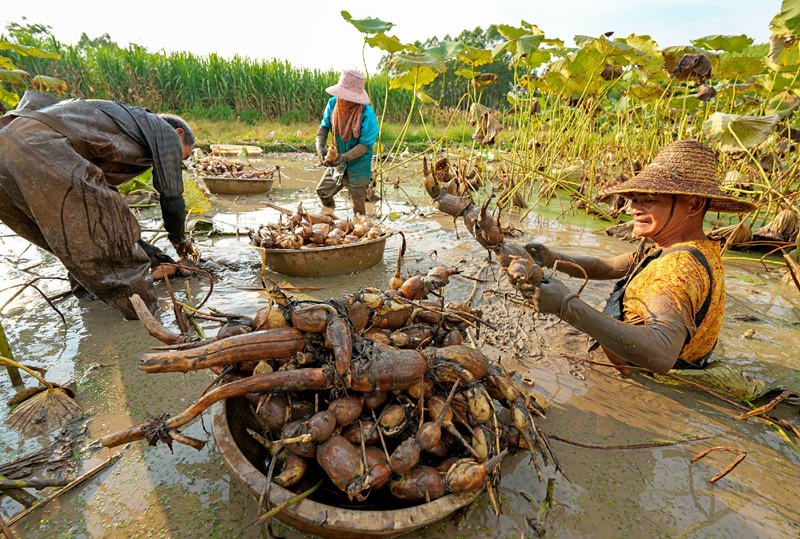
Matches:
[1,155,799,538]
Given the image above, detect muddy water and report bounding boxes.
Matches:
[1,155,799,538]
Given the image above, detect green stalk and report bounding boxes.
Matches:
[0,322,22,386]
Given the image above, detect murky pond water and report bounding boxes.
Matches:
[1,155,799,538]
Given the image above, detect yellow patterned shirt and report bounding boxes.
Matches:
[622,239,725,363]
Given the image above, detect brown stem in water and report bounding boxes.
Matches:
[735,390,790,420]
[690,446,747,483]
[99,368,332,448]
[130,294,183,345]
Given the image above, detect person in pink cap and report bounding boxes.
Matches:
[315,70,379,215]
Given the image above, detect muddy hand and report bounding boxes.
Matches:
[523,276,573,316]
[174,238,200,263]
[524,241,556,268]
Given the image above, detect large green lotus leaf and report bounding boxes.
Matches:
[766,91,800,117]
[0,68,30,87]
[621,34,661,58]
[0,86,19,109]
[523,50,551,69]
[454,68,479,79]
[544,47,606,98]
[424,40,465,60]
[715,81,758,101]
[521,21,545,35]
[586,36,640,63]
[691,34,754,52]
[340,11,394,34]
[365,33,412,54]
[183,178,211,215]
[573,35,595,48]
[516,35,544,56]
[497,24,528,40]
[543,37,565,48]
[662,45,719,74]
[668,94,700,112]
[31,75,67,93]
[780,0,800,35]
[391,41,464,73]
[766,41,800,72]
[0,42,59,59]
[756,71,799,92]
[0,56,15,69]
[626,83,665,101]
[457,46,494,66]
[703,112,781,151]
[389,66,438,90]
[717,56,765,79]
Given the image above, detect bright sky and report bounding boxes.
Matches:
[0,1,776,72]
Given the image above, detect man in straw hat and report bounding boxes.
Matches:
[523,140,754,375]
[315,70,379,215]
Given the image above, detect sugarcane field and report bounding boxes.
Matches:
[2,2,800,538]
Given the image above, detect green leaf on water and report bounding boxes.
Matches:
[340,11,394,34]
[703,112,780,152]
[691,34,754,52]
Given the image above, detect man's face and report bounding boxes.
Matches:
[626,193,705,238]
[176,128,193,160]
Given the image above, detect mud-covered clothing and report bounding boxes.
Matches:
[320,96,378,187]
[604,239,725,367]
[315,168,368,206]
[0,93,188,318]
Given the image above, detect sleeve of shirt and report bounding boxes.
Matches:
[150,127,185,198]
[626,251,709,342]
[357,105,379,148]
[320,97,336,129]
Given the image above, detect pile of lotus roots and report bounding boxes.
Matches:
[100,265,556,508]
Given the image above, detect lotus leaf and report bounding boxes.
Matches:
[521,21,545,36]
[31,75,67,94]
[496,24,529,41]
[717,56,765,79]
[544,47,607,99]
[620,34,661,58]
[574,35,596,48]
[668,94,701,112]
[457,47,494,67]
[522,50,551,70]
[340,11,394,34]
[365,33,410,54]
[0,68,30,86]
[703,112,780,152]
[691,34,754,52]
[415,90,435,104]
[780,0,800,35]
[183,178,212,215]
[392,41,464,73]
[0,86,19,109]
[766,91,800,117]
[454,68,479,79]
[696,84,717,102]
[663,361,800,402]
[0,42,60,59]
[472,73,498,89]
[389,66,438,90]
[0,56,13,69]
[766,41,800,72]
[756,71,800,93]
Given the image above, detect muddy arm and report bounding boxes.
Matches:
[525,242,634,280]
[560,295,686,374]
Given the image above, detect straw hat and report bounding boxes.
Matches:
[326,70,371,105]
[601,140,755,213]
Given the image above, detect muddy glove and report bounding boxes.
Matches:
[315,126,329,166]
[524,241,557,268]
[173,237,200,263]
[328,143,368,166]
[138,239,176,268]
[523,276,574,316]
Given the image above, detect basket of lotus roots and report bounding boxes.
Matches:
[194,154,278,195]
[249,203,391,277]
[100,262,558,538]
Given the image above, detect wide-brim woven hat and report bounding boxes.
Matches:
[326,70,370,105]
[601,140,755,213]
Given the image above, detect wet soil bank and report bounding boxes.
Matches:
[1,155,799,538]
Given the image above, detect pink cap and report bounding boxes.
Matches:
[325,70,370,105]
